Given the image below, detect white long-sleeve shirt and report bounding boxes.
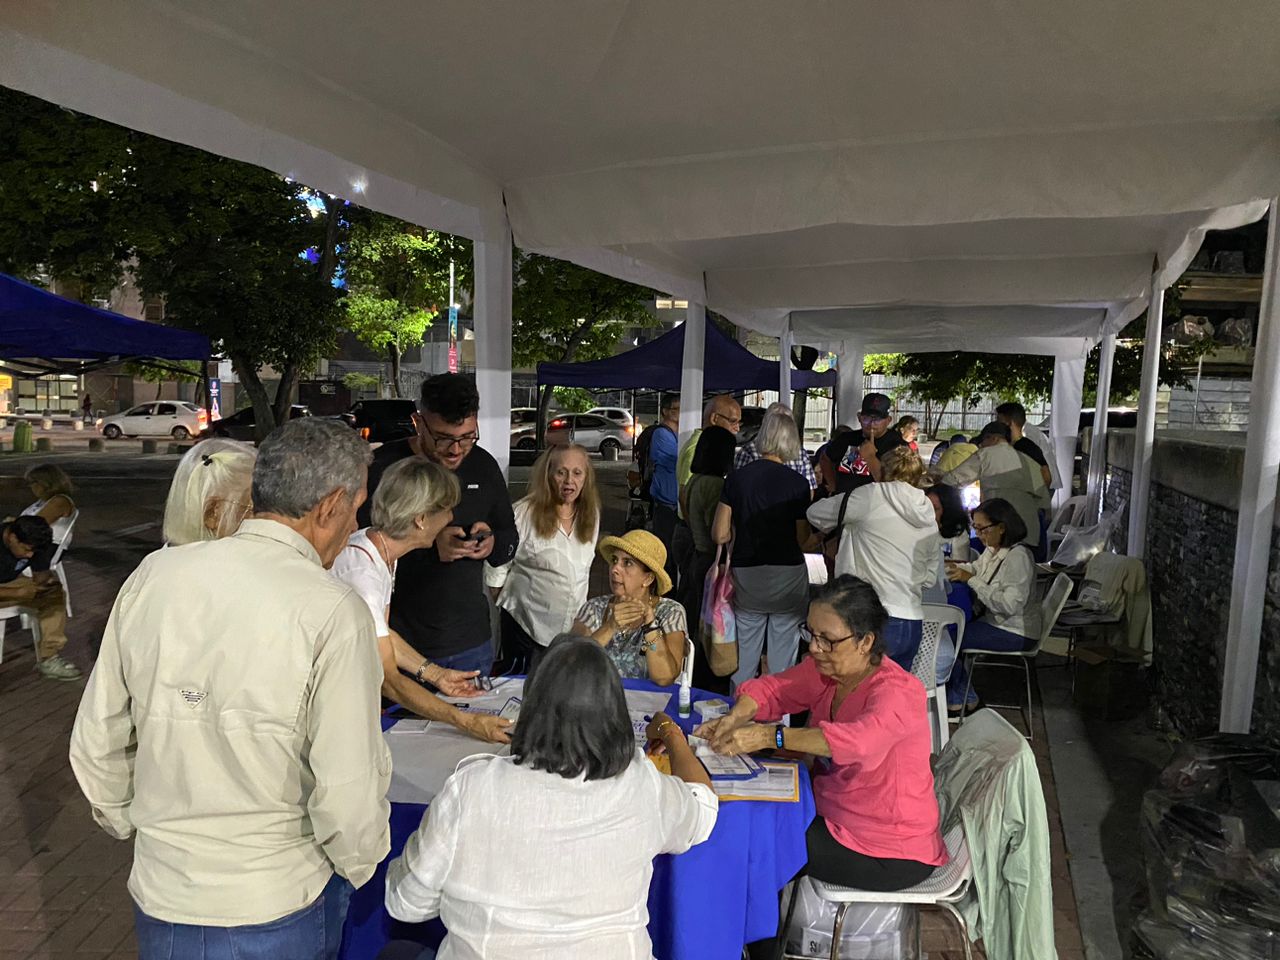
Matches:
[941,444,1051,547]
[956,545,1041,640]
[385,751,718,960]
[807,482,942,620]
[486,498,597,645]
[70,520,391,925]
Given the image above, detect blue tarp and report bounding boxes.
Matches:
[0,272,210,362]
[537,319,835,391]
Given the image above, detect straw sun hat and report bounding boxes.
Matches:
[597,529,672,597]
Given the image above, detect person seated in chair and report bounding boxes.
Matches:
[944,497,1041,715]
[0,516,76,681]
[697,576,946,892]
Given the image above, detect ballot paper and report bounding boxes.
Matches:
[712,762,801,802]
[629,710,653,744]
[384,722,509,804]
[623,688,673,716]
[438,676,525,716]
[689,735,762,781]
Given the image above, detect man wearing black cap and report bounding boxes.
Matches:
[818,392,909,494]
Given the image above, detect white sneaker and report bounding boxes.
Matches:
[37,655,82,682]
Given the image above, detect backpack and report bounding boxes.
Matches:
[635,423,676,503]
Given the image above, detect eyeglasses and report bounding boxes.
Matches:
[713,413,743,427]
[421,421,480,452]
[799,622,859,652]
[973,522,1001,534]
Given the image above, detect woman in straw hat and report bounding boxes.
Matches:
[572,529,687,685]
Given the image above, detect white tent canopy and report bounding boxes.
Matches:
[5,2,1280,733]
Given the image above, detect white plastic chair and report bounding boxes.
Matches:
[960,573,1072,740]
[20,509,77,617]
[0,605,43,665]
[777,823,974,960]
[919,603,966,752]
[679,635,695,690]
[1046,495,1087,552]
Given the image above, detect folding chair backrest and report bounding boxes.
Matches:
[921,602,966,672]
[1049,495,1086,537]
[910,617,942,691]
[1039,573,1073,644]
[49,509,79,566]
[680,635,695,689]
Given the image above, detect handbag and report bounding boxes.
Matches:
[700,542,738,677]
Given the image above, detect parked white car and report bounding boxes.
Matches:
[99,401,208,440]
[586,407,635,428]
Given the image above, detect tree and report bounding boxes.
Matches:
[125,138,345,437]
[344,211,472,396]
[552,387,596,412]
[511,252,657,437]
[122,360,202,400]
[0,87,134,301]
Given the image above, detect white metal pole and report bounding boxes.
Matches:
[837,338,865,427]
[779,318,794,405]
[1049,349,1086,509]
[678,303,706,449]
[1220,199,1280,734]
[1085,333,1116,522]
[472,226,513,479]
[1127,276,1166,558]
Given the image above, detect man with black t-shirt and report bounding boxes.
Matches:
[359,374,518,677]
[818,392,909,494]
[996,401,1055,490]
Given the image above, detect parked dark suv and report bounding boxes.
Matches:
[198,404,311,440]
[350,399,417,443]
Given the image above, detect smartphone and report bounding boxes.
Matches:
[461,529,492,544]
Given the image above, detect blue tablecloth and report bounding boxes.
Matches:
[340,679,816,960]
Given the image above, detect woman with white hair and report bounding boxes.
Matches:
[331,457,512,744]
[162,439,258,545]
[713,408,813,690]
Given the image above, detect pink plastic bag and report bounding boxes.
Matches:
[700,543,738,677]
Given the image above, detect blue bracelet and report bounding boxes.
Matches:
[775,725,785,749]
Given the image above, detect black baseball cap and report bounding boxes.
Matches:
[977,421,1012,442]
[860,393,892,419]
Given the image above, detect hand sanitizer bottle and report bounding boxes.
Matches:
[678,678,692,718]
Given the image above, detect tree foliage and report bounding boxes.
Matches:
[344,211,471,396]
[552,387,596,412]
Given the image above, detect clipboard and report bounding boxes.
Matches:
[712,762,801,802]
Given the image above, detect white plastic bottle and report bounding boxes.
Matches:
[678,679,692,718]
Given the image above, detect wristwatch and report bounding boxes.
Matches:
[640,622,661,651]
[414,661,434,685]
[775,725,786,750]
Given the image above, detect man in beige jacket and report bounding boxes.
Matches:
[71,418,391,960]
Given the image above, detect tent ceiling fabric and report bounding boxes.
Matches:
[4,2,1280,344]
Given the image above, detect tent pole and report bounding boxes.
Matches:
[779,316,793,406]
[678,303,706,450]
[836,338,864,427]
[1127,274,1166,557]
[1085,333,1116,522]
[473,224,513,479]
[1220,198,1280,734]
[1049,349,1087,510]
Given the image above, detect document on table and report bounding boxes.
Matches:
[384,721,509,804]
[712,762,801,802]
[438,677,525,715]
[689,735,762,780]
[624,688,673,716]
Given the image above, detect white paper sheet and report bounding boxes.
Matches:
[438,676,525,716]
[624,688,673,716]
[384,725,509,804]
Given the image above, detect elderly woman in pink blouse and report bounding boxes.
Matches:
[697,575,946,891]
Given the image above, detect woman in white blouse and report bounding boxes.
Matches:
[488,444,600,672]
[944,497,1041,714]
[385,635,718,960]
[331,457,511,743]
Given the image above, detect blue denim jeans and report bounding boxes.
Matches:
[431,640,494,678]
[134,872,352,960]
[881,616,923,672]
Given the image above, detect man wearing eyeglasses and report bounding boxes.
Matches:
[675,394,743,497]
[359,374,518,678]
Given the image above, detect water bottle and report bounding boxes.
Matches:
[678,679,692,719]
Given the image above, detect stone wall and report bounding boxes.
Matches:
[1103,431,1280,741]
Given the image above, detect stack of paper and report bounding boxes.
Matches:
[384,721,509,804]
[712,762,801,802]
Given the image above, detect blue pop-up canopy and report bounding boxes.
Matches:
[0,272,210,366]
[537,319,834,392]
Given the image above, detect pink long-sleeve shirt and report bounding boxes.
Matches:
[739,657,947,867]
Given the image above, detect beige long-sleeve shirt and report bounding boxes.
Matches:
[70,519,391,926]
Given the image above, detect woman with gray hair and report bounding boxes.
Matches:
[331,457,512,744]
[712,407,813,690]
[162,439,257,545]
